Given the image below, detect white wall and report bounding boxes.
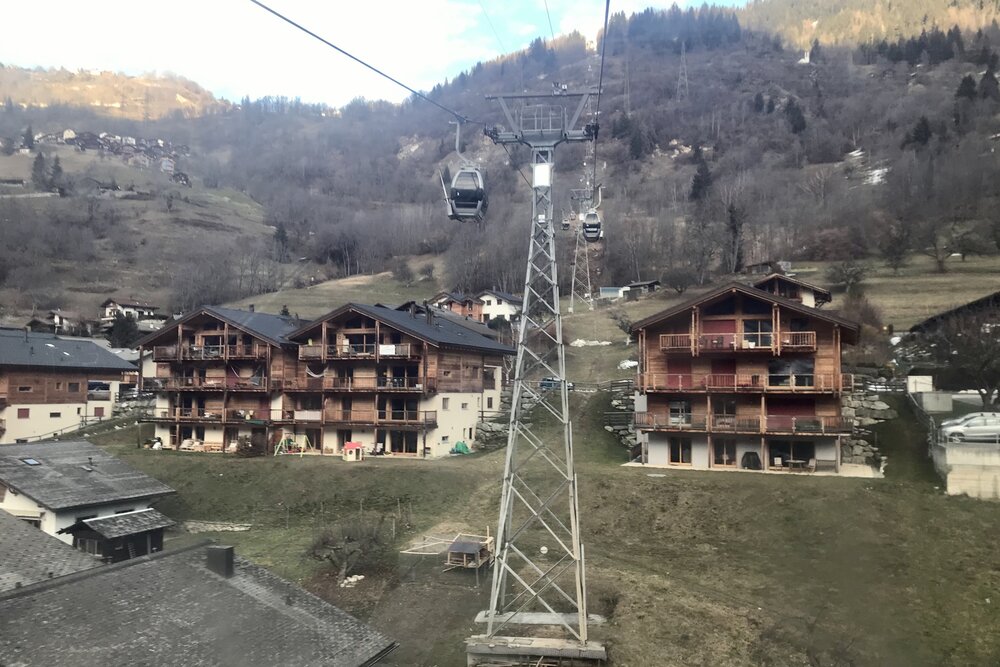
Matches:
[0,490,153,545]
[932,442,1000,500]
[1,403,87,443]
[431,392,480,456]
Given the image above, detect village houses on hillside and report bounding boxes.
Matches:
[137,303,513,457]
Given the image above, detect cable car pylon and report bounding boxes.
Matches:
[466,89,606,666]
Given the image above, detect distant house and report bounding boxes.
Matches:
[171,170,191,186]
[598,286,626,300]
[476,289,522,322]
[625,280,661,296]
[26,309,94,336]
[909,289,1000,335]
[100,298,160,326]
[0,537,397,666]
[0,329,137,443]
[159,157,175,174]
[432,292,484,321]
[0,440,175,558]
[743,260,790,276]
[751,273,832,309]
[129,153,151,169]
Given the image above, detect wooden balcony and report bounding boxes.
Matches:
[226,344,268,359]
[639,373,852,394]
[147,408,224,423]
[148,376,268,392]
[635,412,852,435]
[275,376,436,393]
[153,345,179,361]
[324,409,378,425]
[377,409,438,427]
[657,331,818,355]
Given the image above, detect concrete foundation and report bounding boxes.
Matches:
[466,636,606,666]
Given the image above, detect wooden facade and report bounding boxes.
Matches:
[631,283,859,474]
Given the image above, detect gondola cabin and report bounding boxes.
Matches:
[582,208,603,242]
[445,167,488,222]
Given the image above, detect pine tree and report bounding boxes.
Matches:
[48,156,63,191]
[752,92,765,113]
[107,313,141,349]
[31,153,47,190]
[22,125,33,150]
[981,70,1000,101]
[689,159,712,201]
[785,99,807,134]
[956,74,978,100]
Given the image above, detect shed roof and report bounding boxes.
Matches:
[291,304,515,356]
[0,543,397,666]
[0,329,136,372]
[630,282,860,343]
[0,441,175,512]
[78,507,175,539]
[0,510,101,593]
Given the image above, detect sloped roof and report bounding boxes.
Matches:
[0,329,136,372]
[392,302,499,339]
[476,289,522,305]
[751,273,832,302]
[0,543,397,666]
[909,289,1000,334]
[78,508,175,540]
[0,441,174,512]
[630,282,860,343]
[291,304,515,356]
[0,510,101,592]
[135,306,303,348]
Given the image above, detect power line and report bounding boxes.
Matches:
[543,0,556,42]
[248,0,480,124]
[478,0,507,54]
[592,0,611,193]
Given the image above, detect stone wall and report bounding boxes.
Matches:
[605,390,638,455]
[840,382,898,467]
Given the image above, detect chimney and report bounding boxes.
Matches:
[424,300,432,325]
[248,304,255,313]
[24,326,29,342]
[206,545,235,578]
[409,302,417,318]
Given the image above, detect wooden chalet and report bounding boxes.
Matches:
[630,282,859,474]
[752,273,832,309]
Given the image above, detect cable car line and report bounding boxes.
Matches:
[248,0,484,125]
[591,0,611,193]
[543,0,556,42]
[478,0,508,54]
[501,144,532,188]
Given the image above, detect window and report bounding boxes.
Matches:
[77,407,82,415]
[743,320,773,348]
[443,370,451,377]
[442,398,450,410]
[68,382,80,392]
[17,408,29,419]
[442,435,450,443]
[49,412,61,419]
[22,518,41,529]
[55,382,63,390]
[487,397,494,409]
[668,401,692,426]
[484,299,492,306]
[17,386,31,392]
[713,439,737,466]
[669,437,692,464]
[20,458,40,466]
[461,402,469,410]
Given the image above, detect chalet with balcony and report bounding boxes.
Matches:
[286,303,514,457]
[137,306,301,453]
[751,273,832,309]
[0,329,136,443]
[630,282,859,474]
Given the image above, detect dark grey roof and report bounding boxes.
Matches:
[0,329,136,371]
[293,304,515,356]
[477,289,522,304]
[81,508,175,539]
[0,510,101,592]
[0,441,175,511]
[391,302,499,340]
[135,306,303,348]
[0,543,397,666]
[909,289,1000,334]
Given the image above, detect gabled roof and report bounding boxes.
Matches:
[476,289,522,305]
[0,329,136,372]
[101,298,159,310]
[625,280,661,289]
[0,441,175,512]
[290,304,515,356]
[909,289,1000,334]
[135,306,303,348]
[64,507,175,540]
[630,282,860,343]
[393,302,498,339]
[0,510,101,592]
[751,273,832,303]
[0,543,397,666]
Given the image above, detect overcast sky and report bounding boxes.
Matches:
[0,0,744,107]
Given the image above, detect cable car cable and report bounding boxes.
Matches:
[543,0,556,43]
[591,0,611,194]
[501,144,532,188]
[478,0,507,54]
[248,0,485,125]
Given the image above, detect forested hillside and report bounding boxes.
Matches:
[3,3,1000,320]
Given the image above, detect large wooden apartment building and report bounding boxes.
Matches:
[138,303,513,457]
[630,282,859,473]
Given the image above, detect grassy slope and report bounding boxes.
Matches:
[92,386,1000,666]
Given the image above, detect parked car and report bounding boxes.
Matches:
[938,412,1000,428]
[941,416,1000,442]
[539,376,574,391]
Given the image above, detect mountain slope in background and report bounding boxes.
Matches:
[0,66,228,119]
[741,0,1000,48]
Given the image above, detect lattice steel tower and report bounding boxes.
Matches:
[466,91,606,665]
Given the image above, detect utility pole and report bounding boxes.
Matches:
[676,40,690,102]
[467,90,605,666]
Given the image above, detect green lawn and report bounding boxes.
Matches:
[92,388,1000,666]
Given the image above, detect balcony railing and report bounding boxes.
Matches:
[274,376,436,392]
[779,331,816,351]
[152,345,179,361]
[635,412,852,435]
[640,373,852,394]
[299,345,325,360]
[226,344,267,359]
[328,343,377,358]
[180,345,226,360]
[324,409,378,424]
[659,334,692,351]
[155,376,267,391]
[697,333,738,352]
[151,408,223,421]
[377,409,438,426]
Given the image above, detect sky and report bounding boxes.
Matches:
[0,0,744,108]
